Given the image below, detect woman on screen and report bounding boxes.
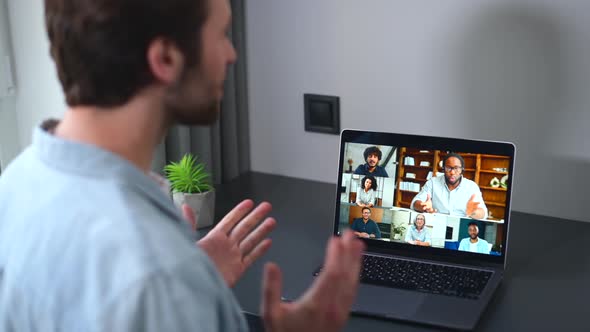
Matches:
[405,214,431,246]
[356,175,377,207]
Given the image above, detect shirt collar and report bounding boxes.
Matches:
[412,225,424,233]
[32,120,183,223]
[148,172,172,196]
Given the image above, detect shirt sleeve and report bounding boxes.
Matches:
[474,185,489,219]
[97,256,246,332]
[350,219,360,232]
[458,239,468,252]
[479,239,491,254]
[369,190,376,205]
[410,178,433,211]
[424,229,432,244]
[355,188,362,205]
[353,165,363,175]
[404,226,412,242]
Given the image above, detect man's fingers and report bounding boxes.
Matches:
[243,238,273,268]
[292,231,363,330]
[468,194,480,211]
[420,202,429,211]
[341,231,365,272]
[216,199,255,233]
[314,231,363,302]
[426,193,431,201]
[306,236,343,303]
[321,231,364,317]
[261,262,283,325]
[239,217,276,255]
[182,204,197,230]
[230,202,273,242]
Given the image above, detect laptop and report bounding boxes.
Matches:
[285,129,515,331]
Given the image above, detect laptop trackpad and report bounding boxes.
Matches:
[353,284,426,318]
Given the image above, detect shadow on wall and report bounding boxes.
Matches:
[451,5,589,221]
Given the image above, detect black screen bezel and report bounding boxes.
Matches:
[334,129,516,267]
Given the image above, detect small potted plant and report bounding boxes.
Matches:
[392,225,407,240]
[164,154,215,229]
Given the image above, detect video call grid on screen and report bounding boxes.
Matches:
[337,140,513,257]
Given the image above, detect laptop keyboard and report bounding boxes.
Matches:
[315,255,492,300]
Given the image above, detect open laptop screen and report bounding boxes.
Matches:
[334,130,515,264]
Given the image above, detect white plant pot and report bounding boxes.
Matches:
[393,233,401,240]
[172,191,216,229]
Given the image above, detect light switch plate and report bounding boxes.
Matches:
[304,93,340,135]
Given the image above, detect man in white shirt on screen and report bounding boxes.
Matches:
[411,153,488,219]
[458,222,491,254]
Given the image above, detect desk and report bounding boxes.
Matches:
[214,172,590,331]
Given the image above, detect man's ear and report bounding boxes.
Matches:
[146,37,185,84]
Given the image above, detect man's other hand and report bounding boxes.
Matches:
[261,231,365,332]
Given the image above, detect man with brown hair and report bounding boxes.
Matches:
[0,0,364,331]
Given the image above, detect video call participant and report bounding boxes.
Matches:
[405,214,431,246]
[356,175,377,207]
[411,153,488,219]
[351,207,382,239]
[354,146,389,177]
[458,222,491,254]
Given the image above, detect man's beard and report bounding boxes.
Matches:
[168,98,220,126]
[163,66,222,126]
[445,174,462,186]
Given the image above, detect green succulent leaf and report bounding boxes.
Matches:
[163,154,213,194]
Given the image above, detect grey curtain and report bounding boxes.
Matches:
[152,0,250,184]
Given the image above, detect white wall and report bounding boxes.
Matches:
[246,0,590,222]
[0,0,18,169]
[3,0,65,158]
[0,98,19,169]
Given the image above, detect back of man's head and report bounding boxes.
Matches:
[45,0,208,108]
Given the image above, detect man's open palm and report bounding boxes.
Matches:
[183,200,277,287]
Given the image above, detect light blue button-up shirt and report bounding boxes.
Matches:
[410,175,488,218]
[0,126,247,331]
[458,237,491,254]
[404,225,432,244]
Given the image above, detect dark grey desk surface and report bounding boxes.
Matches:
[214,172,590,331]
